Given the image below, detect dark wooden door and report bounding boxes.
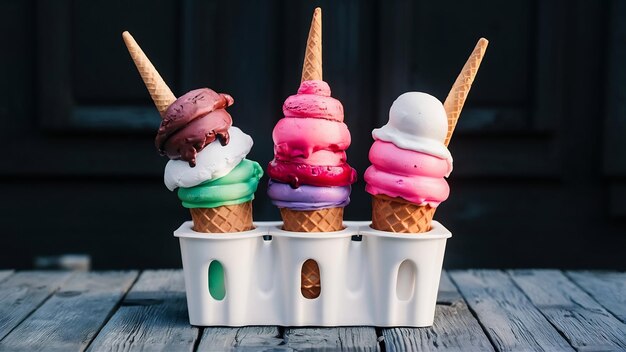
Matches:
[1,0,624,269]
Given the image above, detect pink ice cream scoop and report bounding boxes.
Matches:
[364,92,453,207]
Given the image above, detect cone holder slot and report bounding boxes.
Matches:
[174,220,451,327]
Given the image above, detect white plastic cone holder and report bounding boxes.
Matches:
[174,220,451,327]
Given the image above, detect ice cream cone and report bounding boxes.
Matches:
[190,201,254,233]
[371,38,488,233]
[279,7,347,298]
[301,7,322,82]
[122,31,176,117]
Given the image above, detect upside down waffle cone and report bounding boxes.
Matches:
[443,38,489,147]
[190,201,254,233]
[280,207,344,232]
[122,31,177,117]
[371,195,435,233]
[301,8,322,82]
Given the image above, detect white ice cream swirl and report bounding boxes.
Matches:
[164,126,253,191]
[372,92,452,165]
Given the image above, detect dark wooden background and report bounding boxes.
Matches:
[1,0,624,269]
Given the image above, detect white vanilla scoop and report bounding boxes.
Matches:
[164,126,253,191]
[372,92,452,164]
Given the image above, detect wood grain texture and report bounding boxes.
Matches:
[0,271,137,351]
[0,271,73,341]
[282,327,379,351]
[510,269,626,351]
[198,326,285,351]
[382,272,494,352]
[88,270,198,352]
[566,271,626,323]
[450,270,574,352]
[0,270,14,283]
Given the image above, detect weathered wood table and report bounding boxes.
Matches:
[0,270,624,351]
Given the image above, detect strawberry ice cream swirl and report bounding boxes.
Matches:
[272,118,350,165]
[364,141,450,206]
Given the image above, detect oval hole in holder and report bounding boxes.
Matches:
[396,260,416,301]
[208,260,226,300]
[301,259,321,299]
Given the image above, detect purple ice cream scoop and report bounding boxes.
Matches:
[267,180,350,211]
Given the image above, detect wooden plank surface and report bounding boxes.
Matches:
[567,271,626,323]
[382,272,494,352]
[88,270,199,352]
[0,271,74,341]
[198,326,285,351]
[282,327,379,351]
[0,270,13,283]
[510,269,626,351]
[450,270,574,352]
[0,271,137,351]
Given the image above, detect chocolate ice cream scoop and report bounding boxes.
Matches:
[155,88,234,166]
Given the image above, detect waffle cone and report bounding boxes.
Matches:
[443,38,488,147]
[122,31,176,117]
[190,201,254,233]
[280,207,344,232]
[371,195,435,233]
[301,8,323,82]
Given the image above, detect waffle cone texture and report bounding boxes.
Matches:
[280,207,344,232]
[190,201,254,233]
[443,38,489,146]
[122,31,176,117]
[370,38,488,234]
[371,195,435,233]
[301,8,322,82]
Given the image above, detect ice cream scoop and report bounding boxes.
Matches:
[365,140,450,206]
[267,180,351,210]
[178,159,264,208]
[373,92,452,164]
[267,160,356,188]
[164,126,254,191]
[156,88,234,166]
